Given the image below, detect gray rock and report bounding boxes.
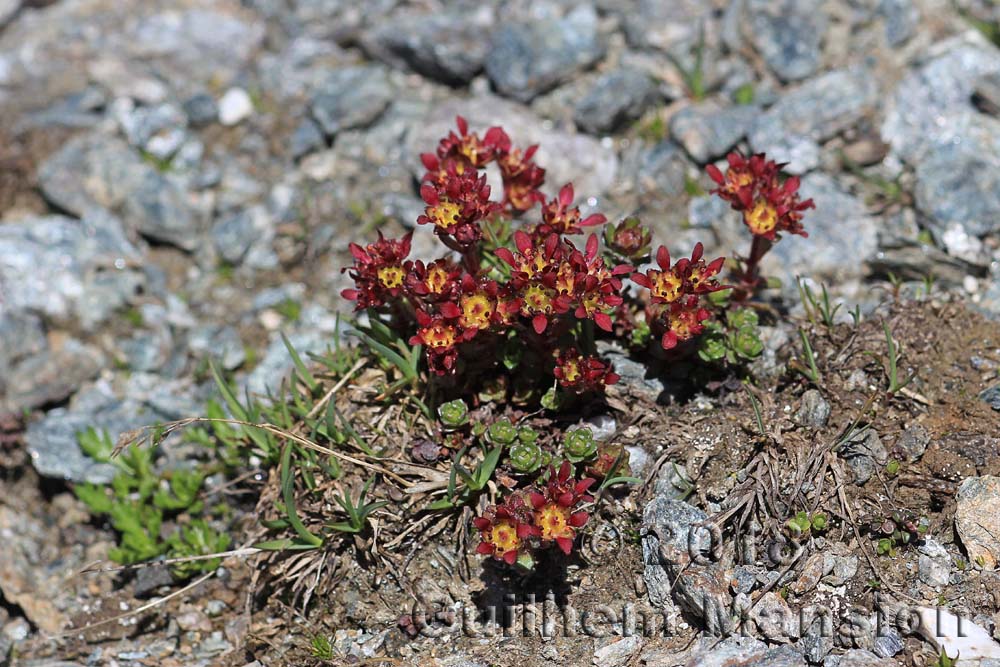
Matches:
[363,11,492,85]
[761,173,879,294]
[882,33,1000,166]
[795,389,831,428]
[593,635,642,667]
[917,538,951,587]
[485,5,605,103]
[243,313,347,398]
[749,67,879,173]
[671,103,758,164]
[829,649,897,666]
[623,139,690,202]
[0,214,144,329]
[0,313,46,378]
[878,0,918,46]
[290,118,326,159]
[133,562,175,597]
[218,87,253,126]
[188,326,246,371]
[913,139,1000,237]
[119,330,172,373]
[752,591,798,642]
[955,476,1000,570]
[114,101,188,160]
[837,428,888,485]
[687,635,807,666]
[642,497,734,633]
[802,616,835,663]
[26,375,203,483]
[406,95,618,202]
[872,627,905,658]
[182,93,218,127]
[981,384,1000,411]
[622,0,711,52]
[747,0,826,82]
[212,209,257,265]
[1,339,103,414]
[596,342,665,398]
[38,134,200,250]
[574,67,659,134]
[310,65,393,137]
[654,462,694,500]
[895,423,929,462]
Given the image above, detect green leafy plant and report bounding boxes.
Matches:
[697,307,764,365]
[785,510,828,538]
[73,428,224,577]
[790,329,822,385]
[562,427,597,463]
[328,477,389,534]
[438,399,470,429]
[798,280,842,329]
[870,511,928,557]
[873,321,917,397]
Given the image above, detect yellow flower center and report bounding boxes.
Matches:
[428,200,461,230]
[523,284,553,313]
[535,503,572,542]
[745,200,777,235]
[377,266,405,289]
[650,270,683,303]
[460,293,493,330]
[561,360,581,383]
[419,322,458,349]
[425,266,450,294]
[555,265,576,294]
[728,170,753,190]
[487,519,520,556]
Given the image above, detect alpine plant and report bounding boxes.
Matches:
[342,118,811,388]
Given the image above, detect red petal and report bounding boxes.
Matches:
[420,183,439,204]
[420,153,438,171]
[494,248,515,266]
[532,313,548,334]
[439,302,461,318]
[656,245,671,270]
[558,460,571,482]
[341,289,358,301]
[473,517,491,530]
[503,549,518,565]
[456,115,468,136]
[558,492,574,507]
[514,230,532,254]
[605,372,620,385]
[559,183,574,207]
[691,242,703,262]
[580,214,606,227]
[555,537,573,555]
[585,233,598,259]
[594,312,613,332]
[575,478,596,494]
[569,512,589,527]
[529,492,546,509]
[631,273,652,289]
[516,523,534,538]
[661,331,678,350]
[705,163,724,185]
[476,542,494,555]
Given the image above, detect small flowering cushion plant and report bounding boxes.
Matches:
[706,151,814,299]
[474,461,594,567]
[341,117,755,399]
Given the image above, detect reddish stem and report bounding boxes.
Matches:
[732,235,772,301]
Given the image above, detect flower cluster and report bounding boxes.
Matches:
[553,348,620,393]
[631,243,726,350]
[706,152,814,241]
[342,116,741,383]
[474,462,594,564]
[495,230,631,335]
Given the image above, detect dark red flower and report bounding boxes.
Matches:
[537,183,606,236]
[341,231,413,309]
[553,347,620,392]
[707,151,814,241]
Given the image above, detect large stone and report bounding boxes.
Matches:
[26,375,203,484]
[749,67,879,173]
[1,338,103,415]
[362,10,492,85]
[955,476,1000,570]
[406,95,618,202]
[309,65,393,137]
[574,67,659,135]
[622,0,711,53]
[0,213,144,329]
[746,0,826,82]
[882,33,1000,165]
[38,134,200,250]
[670,102,758,164]
[485,5,605,103]
[913,138,1000,237]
